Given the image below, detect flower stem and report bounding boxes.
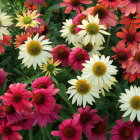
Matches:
[106,28,111,49]
[29,130,33,140]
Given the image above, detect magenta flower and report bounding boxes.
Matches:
[0,69,7,88]
[28,0,45,4]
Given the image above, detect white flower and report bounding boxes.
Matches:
[0,11,13,40]
[78,14,110,46]
[119,86,140,121]
[18,34,52,69]
[60,19,80,45]
[82,54,118,90]
[66,76,100,107]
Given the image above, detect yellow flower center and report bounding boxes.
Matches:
[86,23,99,35]
[76,80,90,94]
[26,40,42,56]
[69,24,76,34]
[130,96,140,110]
[92,62,107,77]
[83,43,93,52]
[23,16,33,24]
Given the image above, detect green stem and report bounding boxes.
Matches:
[40,127,46,140]
[29,130,33,140]
[106,28,111,49]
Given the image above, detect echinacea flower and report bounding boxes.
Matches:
[32,88,58,114]
[132,119,140,139]
[28,0,45,4]
[0,69,7,88]
[24,2,38,10]
[82,54,118,89]
[31,76,53,89]
[87,116,108,140]
[0,120,22,140]
[119,86,140,121]
[0,83,32,113]
[18,33,52,69]
[41,58,61,76]
[0,11,13,40]
[78,14,110,46]
[83,4,118,27]
[51,44,71,67]
[51,115,82,140]
[67,76,100,107]
[68,48,89,71]
[111,120,134,140]
[59,0,93,14]
[116,25,140,45]
[74,106,100,134]
[60,19,80,45]
[16,10,40,29]
[119,0,140,16]
[0,35,12,53]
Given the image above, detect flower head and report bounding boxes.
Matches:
[0,69,7,88]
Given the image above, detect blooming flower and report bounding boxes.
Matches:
[24,2,38,10]
[0,11,13,40]
[51,44,71,67]
[18,33,52,69]
[83,4,118,27]
[51,115,82,140]
[124,72,140,83]
[67,76,100,107]
[119,86,140,121]
[0,83,32,113]
[0,69,7,88]
[132,119,140,139]
[16,10,40,29]
[68,48,89,71]
[78,14,110,46]
[59,0,92,14]
[111,120,134,140]
[28,0,45,4]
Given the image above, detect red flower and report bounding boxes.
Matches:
[0,69,7,88]
[60,0,92,14]
[28,0,45,4]
[24,2,38,10]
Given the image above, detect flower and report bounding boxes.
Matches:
[132,119,140,139]
[0,83,32,113]
[16,10,40,29]
[119,86,140,121]
[0,35,12,53]
[68,48,89,71]
[51,115,82,140]
[14,32,31,48]
[51,44,71,67]
[66,76,100,107]
[112,42,132,69]
[77,14,110,46]
[111,120,134,140]
[32,88,58,114]
[74,106,100,134]
[35,103,62,127]
[98,0,119,10]
[28,0,45,4]
[24,2,38,10]
[31,76,53,89]
[82,54,118,89]
[41,58,61,76]
[18,33,52,69]
[118,0,140,16]
[87,116,108,140]
[0,120,22,140]
[60,19,80,45]
[83,4,118,27]
[59,0,92,14]
[0,11,12,40]
[116,25,140,45]
[0,69,7,88]
[124,72,140,83]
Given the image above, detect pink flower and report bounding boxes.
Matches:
[0,120,22,140]
[35,104,62,127]
[68,48,89,71]
[87,116,108,140]
[0,83,32,113]
[0,69,7,88]
[59,0,92,14]
[32,88,57,114]
[51,44,71,67]
[31,76,53,89]
[83,4,118,27]
[118,0,140,16]
[111,120,134,140]
[116,25,140,45]
[51,115,82,140]
[112,42,132,69]
[28,0,45,4]
[74,106,100,135]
